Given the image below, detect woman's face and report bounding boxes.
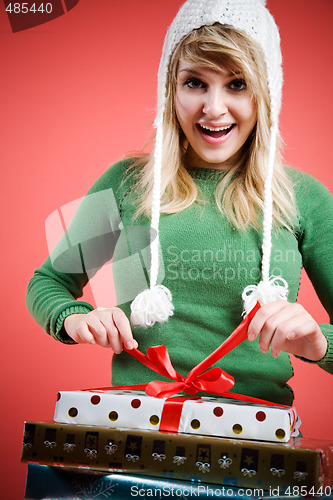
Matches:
[175,59,257,169]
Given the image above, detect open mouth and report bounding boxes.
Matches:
[197,123,235,138]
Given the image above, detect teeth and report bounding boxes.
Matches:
[200,124,233,132]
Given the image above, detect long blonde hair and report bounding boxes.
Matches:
[128,24,295,231]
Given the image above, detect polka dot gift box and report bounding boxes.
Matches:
[54,305,299,443]
[54,389,298,443]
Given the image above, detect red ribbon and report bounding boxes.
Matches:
[124,301,261,399]
[87,301,283,407]
[159,395,201,433]
[83,302,296,433]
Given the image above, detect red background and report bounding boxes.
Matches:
[1,0,332,497]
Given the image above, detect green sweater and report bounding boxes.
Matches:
[26,159,333,405]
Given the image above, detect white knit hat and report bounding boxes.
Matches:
[130,0,288,327]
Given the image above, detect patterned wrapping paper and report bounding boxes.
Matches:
[54,389,297,443]
[21,421,333,490]
[25,464,302,499]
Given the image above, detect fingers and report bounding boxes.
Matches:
[64,314,96,344]
[86,313,111,348]
[248,300,291,344]
[269,314,317,357]
[112,308,138,350]
[247,301,315,357]
[64,308,137,353]
[75,321,97,345]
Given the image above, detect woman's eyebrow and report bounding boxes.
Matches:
[178,67,204,76]
[178,67,243,77]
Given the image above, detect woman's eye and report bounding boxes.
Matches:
[229,78,247,91]
[184,78,206,89]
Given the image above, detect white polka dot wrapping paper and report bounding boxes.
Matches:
[54,390,298,443]
[54,304,298,443]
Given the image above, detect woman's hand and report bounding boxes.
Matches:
[64,307,138,353]
[247,300,327,361]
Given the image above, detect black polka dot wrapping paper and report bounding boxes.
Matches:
[54,389,298,443]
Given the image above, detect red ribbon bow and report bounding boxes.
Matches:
[86,302,287,406]
[124,301,263,401]
[84,301,294,434]
[128,344,235,398]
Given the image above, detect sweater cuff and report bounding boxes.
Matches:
[54,302,95,344]
[318,324,333,366]
[294,324,333,366]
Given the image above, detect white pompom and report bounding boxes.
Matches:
[242,276,289,316]
[130,285,174,327]
[257,0,267,5]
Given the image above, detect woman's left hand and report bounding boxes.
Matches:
[248,300,327,361]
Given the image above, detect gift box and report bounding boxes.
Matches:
[54,303,298,444]
[25,464,301,499]
[21,421,333,490]
[55,389,297,443]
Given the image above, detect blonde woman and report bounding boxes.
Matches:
[27,0,332,406]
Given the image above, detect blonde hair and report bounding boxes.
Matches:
[129,24,295,231]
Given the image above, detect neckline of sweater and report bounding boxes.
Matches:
[186,166,229,180]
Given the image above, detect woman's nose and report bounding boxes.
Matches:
[203,88,228,118]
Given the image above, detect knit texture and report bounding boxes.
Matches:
[156,0,282,122]
[26,159,333,405]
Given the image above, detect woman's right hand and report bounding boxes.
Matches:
[64,307,138,353]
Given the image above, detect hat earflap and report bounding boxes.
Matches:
[242,120,289,315]
[130,108,174,328]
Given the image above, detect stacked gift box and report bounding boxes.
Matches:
[26,464,314,499]
[22,395,333,491]
[21,387,333,496]
[21,309,333,497]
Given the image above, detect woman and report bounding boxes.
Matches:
[26,0,333,406]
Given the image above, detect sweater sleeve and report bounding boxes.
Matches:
[26,159,132,343]
[291,169,333,374]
